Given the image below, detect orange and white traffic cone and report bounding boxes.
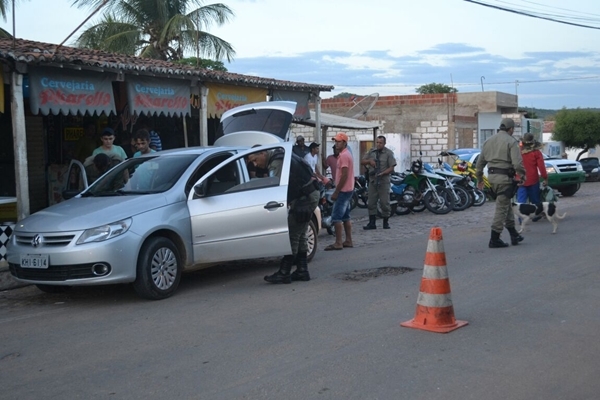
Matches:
[401,227,468,333]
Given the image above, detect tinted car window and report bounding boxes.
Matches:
[218,109,292,139]
[86,154,197,195]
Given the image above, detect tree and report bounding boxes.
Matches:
[415,83,458,94]
[175,56,227,71]
[552,108,600,160]
[333,92,359,99]
[72,0,235,62]
[0,0,30,38]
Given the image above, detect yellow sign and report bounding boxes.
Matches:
[64,127,84,141]
[206,83,267,118]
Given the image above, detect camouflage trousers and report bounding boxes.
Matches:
[491,183,516,233]
[288,190,320,255]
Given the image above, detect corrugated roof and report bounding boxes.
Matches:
[0,38,334,93]
[297,110,380,130]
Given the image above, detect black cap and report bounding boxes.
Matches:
[309,142,320,149]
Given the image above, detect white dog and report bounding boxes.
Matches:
[512,202,566,234]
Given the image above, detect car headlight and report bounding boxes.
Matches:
[576,163,583,171]
[593,168,599,173]
[77,218,132,244]
[545,164,557,174]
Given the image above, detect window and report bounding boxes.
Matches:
[480,129,494,144]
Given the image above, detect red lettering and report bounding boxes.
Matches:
[133,94,188,112]
[38,89,112,108]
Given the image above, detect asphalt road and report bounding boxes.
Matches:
[1,183,599,400]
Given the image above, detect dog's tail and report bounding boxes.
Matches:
[556,212,567,219]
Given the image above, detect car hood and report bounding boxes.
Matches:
[15,195,169,233]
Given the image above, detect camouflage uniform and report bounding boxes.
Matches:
[363,147,396,218]
[476,129,525,234]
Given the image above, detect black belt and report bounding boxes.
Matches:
[488,167,512,175]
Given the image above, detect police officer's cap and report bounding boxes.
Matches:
[499,118,515,130]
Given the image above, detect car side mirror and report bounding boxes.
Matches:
[193,180,208,198]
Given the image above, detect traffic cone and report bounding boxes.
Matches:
[401,227,468,333]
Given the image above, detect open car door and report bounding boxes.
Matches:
[187,141,293,264]
[62,160,88,200]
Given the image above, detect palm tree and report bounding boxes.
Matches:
[0,0,31,38]
[72,0,235,62]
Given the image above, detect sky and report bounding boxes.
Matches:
[1,0,599,110]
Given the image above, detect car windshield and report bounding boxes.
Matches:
[83,154,198,196]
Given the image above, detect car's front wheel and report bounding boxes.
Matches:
[133,237,182,300]
[558,183,580,197]
[306,219,318,262]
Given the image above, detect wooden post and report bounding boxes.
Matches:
[11,71,29,220]
[200,85,209,146]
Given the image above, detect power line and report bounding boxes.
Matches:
[335,75,600,89]
[464,0,600,29]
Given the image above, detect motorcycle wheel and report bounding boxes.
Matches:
[472,188,487,207]
[350,192,358,210]
[395,205,412,215]
[451,185,471,211]
[356,192,368,208]
[424,187,454,214]
[411,201,426,213]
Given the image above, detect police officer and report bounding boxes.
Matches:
[248,148,320,283]
[476,118,526,248]
[361,135,397,230]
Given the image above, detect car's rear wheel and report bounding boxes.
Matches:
[133,237,182,300]
[306,219,318,262]
[36,284,71,294]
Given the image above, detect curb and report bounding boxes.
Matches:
[0,262,27,291]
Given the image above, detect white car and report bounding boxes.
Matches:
[7,101,321,300]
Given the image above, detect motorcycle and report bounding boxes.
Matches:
[391,159,455,215]
[354,175,368,209]
[430,160,472,211]
[451,160,487,207]
[439,151,487,206]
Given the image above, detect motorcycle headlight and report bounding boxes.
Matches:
[77,218,132,245]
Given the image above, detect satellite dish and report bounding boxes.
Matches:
[343,93,379,119]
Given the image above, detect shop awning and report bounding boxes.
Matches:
[127,75,191,117]
[206,83,267,118]
[272,90,310,120]
[28,67,116,116]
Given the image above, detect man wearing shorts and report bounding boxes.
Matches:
[325,132,354,251]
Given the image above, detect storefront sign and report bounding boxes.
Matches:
[29,67,116,116]
[127,76,191,117]
[272,90,310,120]
[206,83,267,118]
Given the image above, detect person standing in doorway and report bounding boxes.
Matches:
[133,129,157,158]
[476,118,526,248]
[292,135,309,158]
[92,127,128,161]
[137,117,163,151]
[325,133,354,251]
[361,135,396,230]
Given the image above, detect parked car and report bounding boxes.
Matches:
[578,157,600,182]
[447,148,585,197]
[7,101,321,300]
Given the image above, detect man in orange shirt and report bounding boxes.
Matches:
[325,133,355,251]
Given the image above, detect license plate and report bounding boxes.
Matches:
[21,254,49,269]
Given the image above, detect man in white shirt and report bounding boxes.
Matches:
[304,142,319,172]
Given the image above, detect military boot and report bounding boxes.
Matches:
[264,255,293,284]
[383,217,390,229]
[290,252,310,282]
[489,230,509,248]
[507,227,524,245]
[363,215,377,230]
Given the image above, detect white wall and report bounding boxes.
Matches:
[477,112,501,146]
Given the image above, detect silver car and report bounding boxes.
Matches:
[7,102,321,299]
